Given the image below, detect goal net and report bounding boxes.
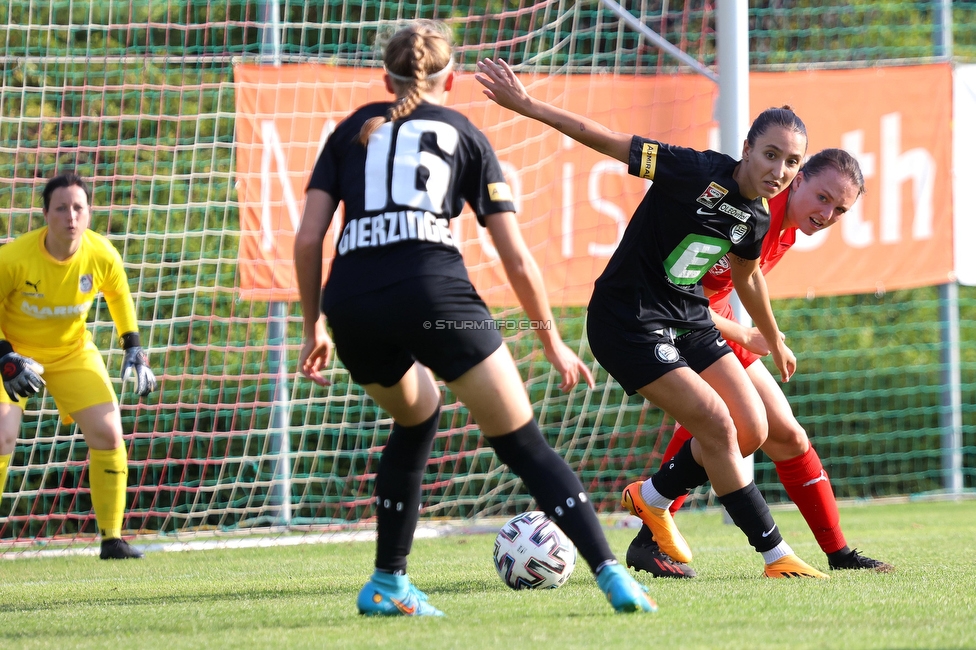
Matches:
[0,1,720,550]
[3,2,963,553]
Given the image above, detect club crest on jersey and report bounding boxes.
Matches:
[79,274,93,293]
[696,182,729,208]
[487,182,513,202]
[729,223,751,244]
[709,255,731,276]
[654,343,680,364]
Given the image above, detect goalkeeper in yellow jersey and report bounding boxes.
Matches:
[0,172,156,559]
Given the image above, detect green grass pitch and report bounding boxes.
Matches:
[1,499,973,649]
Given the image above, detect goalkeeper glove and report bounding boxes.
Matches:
[0,340,45,402]
[119,333,157,397]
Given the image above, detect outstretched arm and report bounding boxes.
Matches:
[728,253,795,382]
[484,211,595,392]
[475,58,632,164]
[294,188,338,386]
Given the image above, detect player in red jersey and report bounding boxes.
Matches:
[626,149,894,578]
[478,58,829,579]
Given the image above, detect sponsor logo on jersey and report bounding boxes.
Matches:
[708,255,731,276]
[696,182,728,208]
[718,202,750,222]
[638,142,659,180]
[79,274,93,293]
[336,211,457,256]
[654,342,680,364]
[20,300,93,319]
[729,223,751,244]
[487,182,513,202]
[22,279,42,298]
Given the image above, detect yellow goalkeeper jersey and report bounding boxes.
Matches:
[0,227,138,358]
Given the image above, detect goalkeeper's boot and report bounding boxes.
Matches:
[595,563,657,614]
[827,548,894,573]
[357,572,444,617]
[100,538,144,560]
[621,481,692,564]
[764,554,830,579]
[626,536,696,579]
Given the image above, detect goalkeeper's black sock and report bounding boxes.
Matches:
[373,406,440,575]
[650,439,709,500]
[486,420,615,573]
[716,482,784,553]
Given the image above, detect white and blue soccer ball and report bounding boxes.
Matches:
[492,511,577,590]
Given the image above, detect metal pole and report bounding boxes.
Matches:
[717,0,749,158]
[260,0,291,526]
[933,0,962,496]
[934,0,953,61]
[939,282,963,495]
[717,3,753,522]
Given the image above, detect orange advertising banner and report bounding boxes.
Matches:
[752,65,953,298]
[234,63,952,304]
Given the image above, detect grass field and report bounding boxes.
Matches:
[1,499,974,650]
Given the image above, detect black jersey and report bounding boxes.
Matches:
[308,102,516,312]
[589,136,770,332]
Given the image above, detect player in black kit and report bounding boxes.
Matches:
[477,58,827,579]
[295,20,656,616]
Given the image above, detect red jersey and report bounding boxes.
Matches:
[702,187,794,317]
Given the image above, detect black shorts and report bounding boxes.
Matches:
[324,275,504,387]
[586,314,732,395]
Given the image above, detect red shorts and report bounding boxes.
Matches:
[713,303,762,369]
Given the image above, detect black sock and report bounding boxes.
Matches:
[717,482,783,553]
[374,406,440,574]
[650,440,709,500]
[487,420,615,573]
[826,546,853,562]
[633,523,655,545]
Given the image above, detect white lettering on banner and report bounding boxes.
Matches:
[793,113,934,253]
[561,135,632,259]
[259,120,302,252]
[881,112,934,243]
[836,129,876,250]
[316,120,336,162]
[588,159,628,257]
[561,134,575,258]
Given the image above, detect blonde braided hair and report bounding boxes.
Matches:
[358,20,454,146]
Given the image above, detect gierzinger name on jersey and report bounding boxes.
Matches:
[21,300,93,318]
[337,211,455,255]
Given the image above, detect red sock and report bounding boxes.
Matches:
[773,446,846,554]
[661,425,694,515]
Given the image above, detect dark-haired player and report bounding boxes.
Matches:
[478,58,826,578]
[626,149,893,578]
[0,172,156,560]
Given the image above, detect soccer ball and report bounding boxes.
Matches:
[492,511,577,590]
